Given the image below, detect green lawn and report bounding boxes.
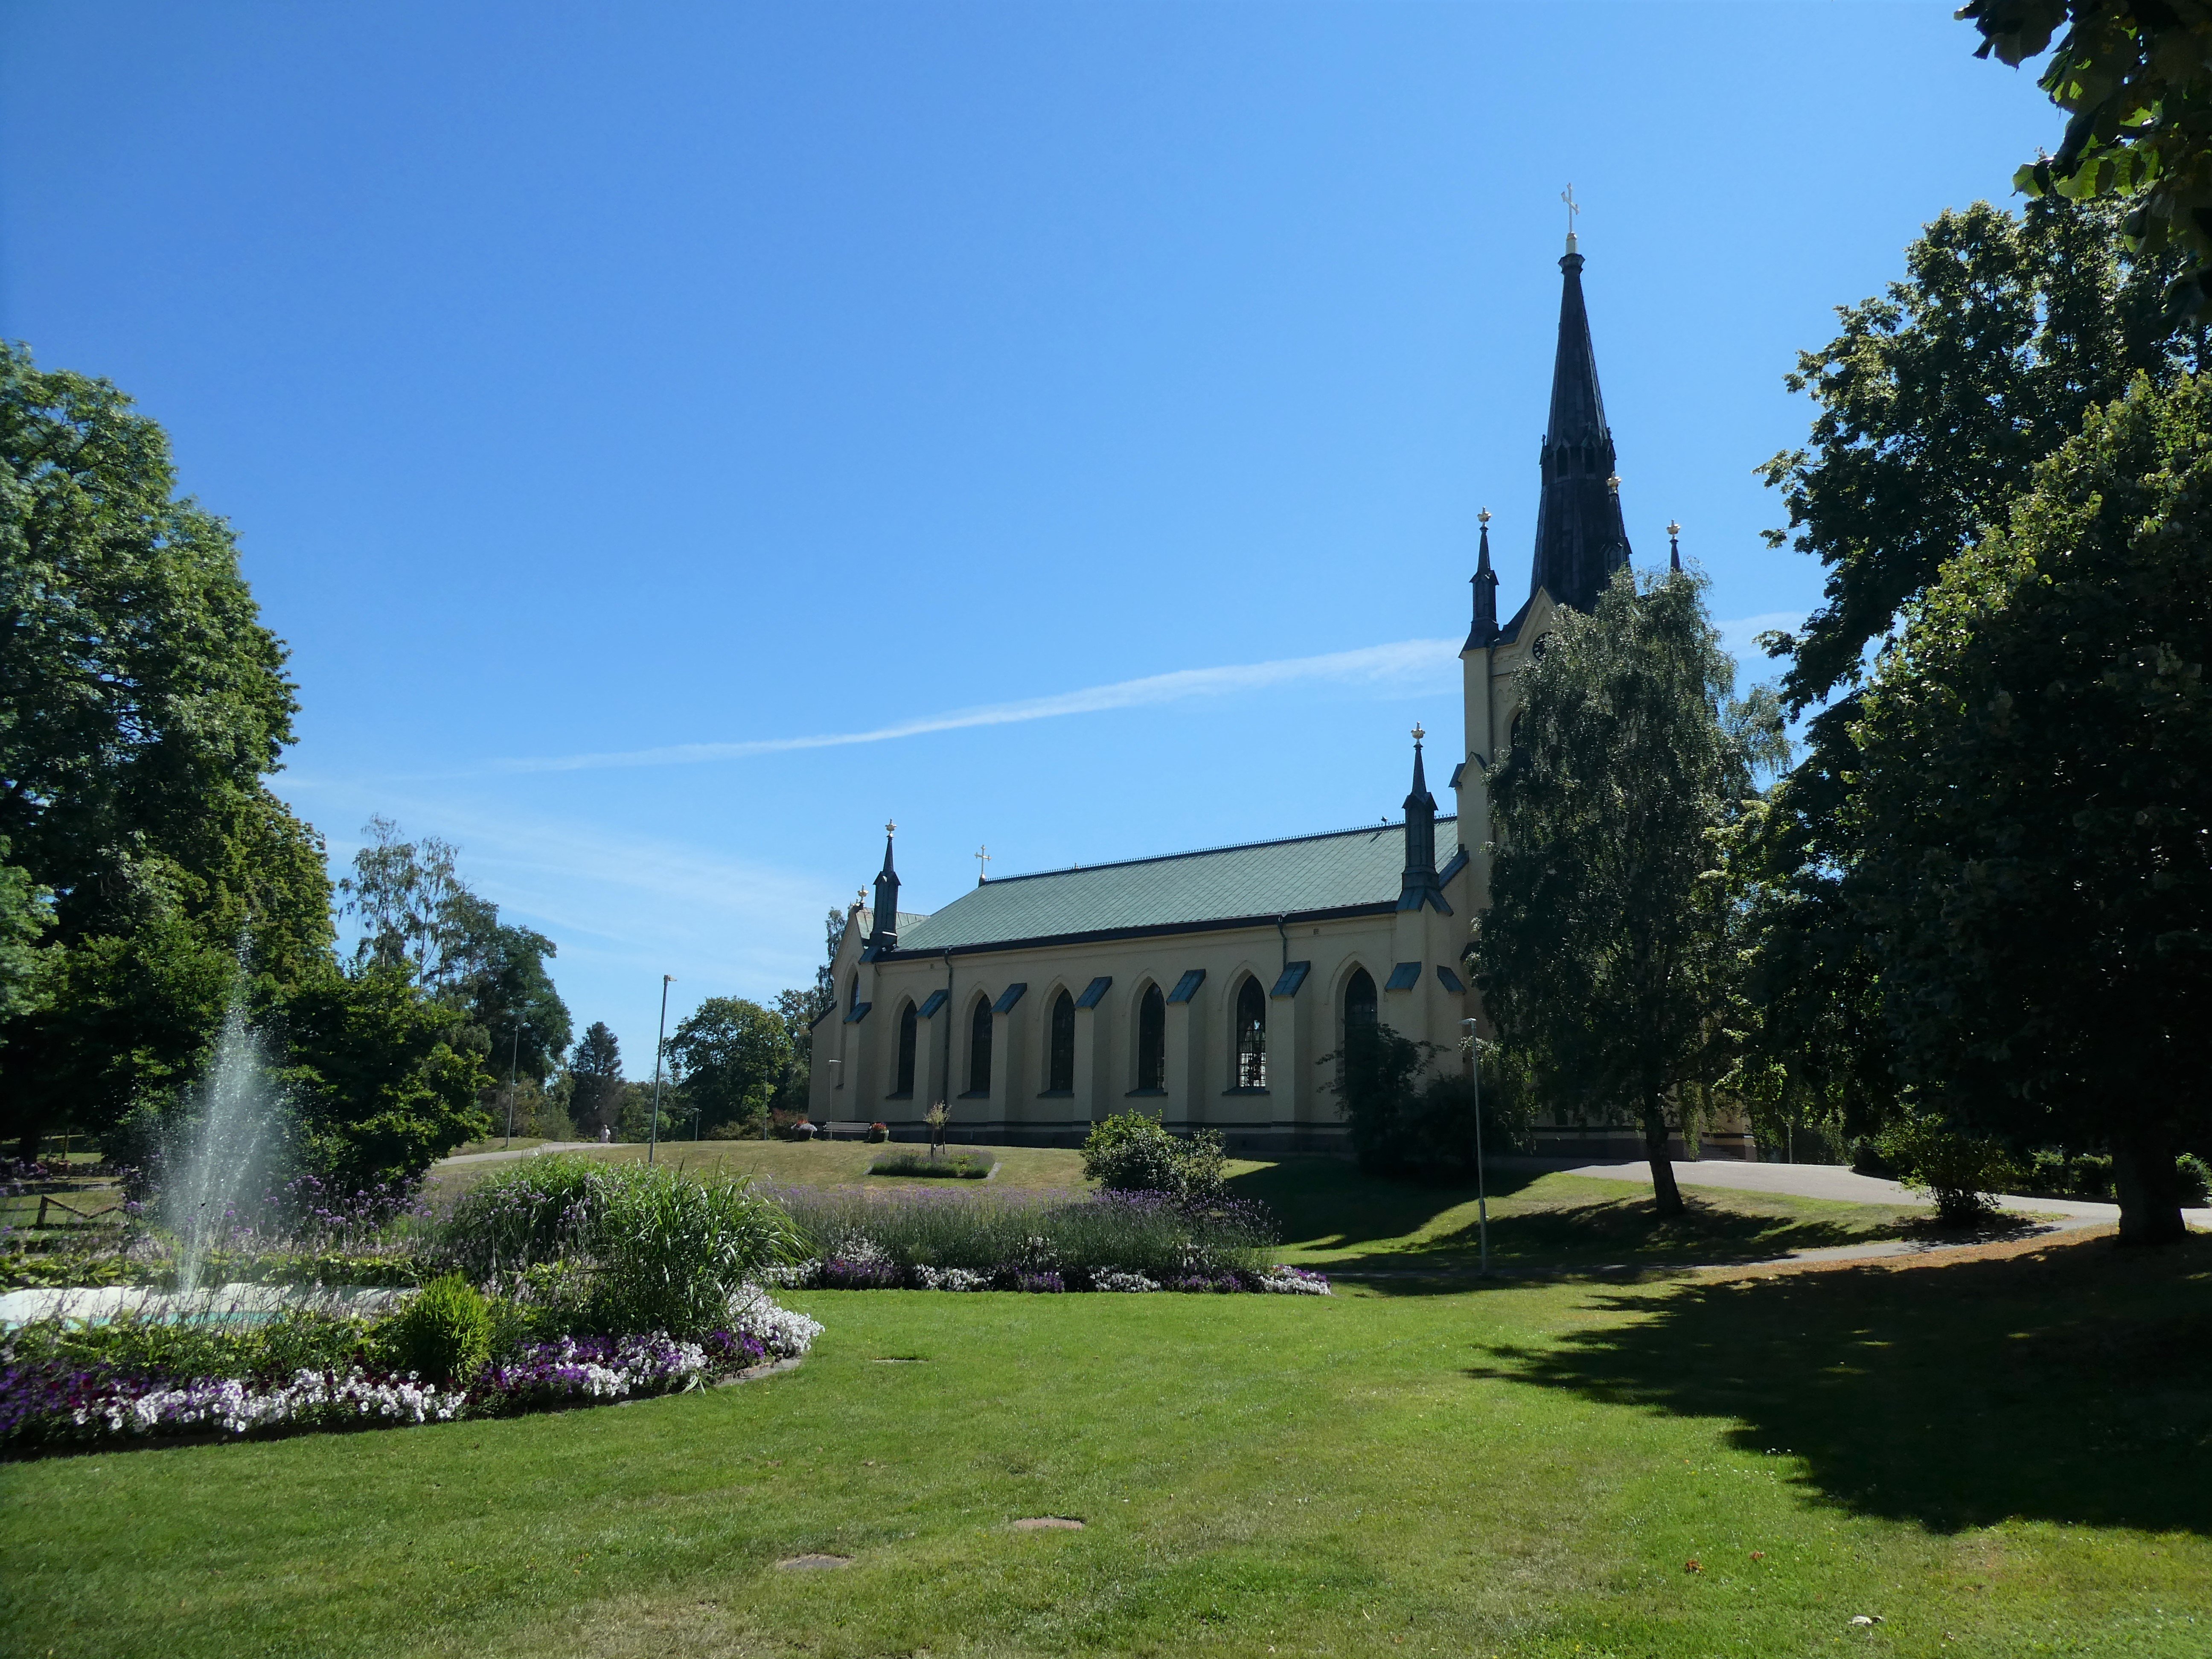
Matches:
[6,1231,2208,1656]
[423,1138,1092,1201]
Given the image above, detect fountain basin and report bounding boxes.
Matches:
[0,1282,409,1330]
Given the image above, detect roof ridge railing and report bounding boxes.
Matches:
[979,813,1460,886]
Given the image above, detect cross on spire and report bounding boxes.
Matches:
[1561,183,1580,253]
[974,844,992,886]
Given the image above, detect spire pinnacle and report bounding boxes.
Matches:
[1397,727,1447,914]
[1466,509,1500,650]
[1667,519,1682,573]
[1530,231,1632,614]
[864,823,902,957]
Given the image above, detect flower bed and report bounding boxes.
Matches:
[767,1254,1328,1295]
[0,1290,821,1453]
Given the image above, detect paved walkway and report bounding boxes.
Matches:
[1550,1156,2212,1229]
[437,1141,605,1167]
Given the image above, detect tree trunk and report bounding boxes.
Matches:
[2111,1121,2188,1247]
[1645,1101,1684,1218]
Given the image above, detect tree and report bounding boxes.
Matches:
[0,841,52,1042]
[336,818,571,1085]
[772,906,849,1112]
[1963,1,2212,317]
[1740,199,2204,1148]
[1475,568,1783,1216]
[1846,373,2212,1245]
[0,342,336,1153]
[666,997,792,1136]
[570,1021,624,1135]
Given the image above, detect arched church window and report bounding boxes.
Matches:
[895,1001,917,1096]
[1047,990,1076,1092]
[1234,975,1267,1089]
[1136,984,1166,1091]
[968,996,993,1094]
[1344,966,1377,1030]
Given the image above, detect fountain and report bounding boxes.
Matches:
[161,999,289,1295]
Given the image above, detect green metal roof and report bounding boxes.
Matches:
[895,818,1458,953]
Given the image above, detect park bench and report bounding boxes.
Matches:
[820,1121,876,1141]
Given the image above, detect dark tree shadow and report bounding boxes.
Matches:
[1226,1156,1547,1254]
[1467,1233,2212,1534]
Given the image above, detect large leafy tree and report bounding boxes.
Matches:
[0,342,335,1153]
[1741,198,2204,1137]
[337,817,571,1082]
[1475,569,1783,1216]
[667,997,793,1135]
[1963,1,2212,317]
[1847,373,2212,1244]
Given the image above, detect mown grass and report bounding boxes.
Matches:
[1237,1160,1927,1276]
[424,1138,1091,1203]
[4,1231,2208,1656]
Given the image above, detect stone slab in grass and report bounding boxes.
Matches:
[776,1554,853,1570]
[1010,1517,1083,1531]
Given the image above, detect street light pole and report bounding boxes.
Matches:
[504,1019,522,1144]
[1463,1018,1490,1278]
[648,974,674,1165]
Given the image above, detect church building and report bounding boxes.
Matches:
[810,230,1746,1156]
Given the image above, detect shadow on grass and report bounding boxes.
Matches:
[1275,1182,1920,1290]
[1468,1233,2212,1534]
[1226,1156,1548,1254]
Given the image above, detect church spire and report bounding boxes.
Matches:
[1466,508,1499,649]
[864,821,900,957]
[1397,727,1447,913]
[1530,212,1632,614]
[1668,519,1682,573]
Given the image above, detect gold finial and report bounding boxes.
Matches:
[1561,184,1580,253]
[1667,519,1681,538]
[1412,722,1426,744]
[1607,473,1622,495]
[854,887,867,910]
[1477,506,1491,525]
[885,819,896,838]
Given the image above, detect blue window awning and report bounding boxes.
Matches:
[1269,961,1310,998]
[1384,962,1421,992]
[916,990,947,1019]
[1075,975,1113,1010]
[1435,964,1466,994]
[992,982,1027,1015]
[843,1000,873,1024]
[1167,969,1206,1004]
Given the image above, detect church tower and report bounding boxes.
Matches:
[1452,217,1634,896]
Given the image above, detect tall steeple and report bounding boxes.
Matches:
[863,822,900,957]
[1466,508,1499,649]
[1530,212,1632,614]
[1397,727,1447,913]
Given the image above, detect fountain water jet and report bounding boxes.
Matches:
[162,998,290,1295]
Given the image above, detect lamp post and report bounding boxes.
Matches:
[1462,1018,1490,1278]
[648,974,674,1165]
[504,1018,522,1144]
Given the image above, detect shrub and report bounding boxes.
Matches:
[1876,1112,2017,1225]
[1325,1025,1529,1180]
[380,1273,494,1382]
[1080,1113,1228,1205]
[868,1149,991,1179]
[2177,1153,2211,1208]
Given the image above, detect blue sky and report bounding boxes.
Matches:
[2,2,2060,1071]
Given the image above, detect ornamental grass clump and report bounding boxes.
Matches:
[379,1272,494,1382]
[440,1156,800,1338]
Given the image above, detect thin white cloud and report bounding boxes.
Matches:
[485,637,1461,776]
[1715,611,1803,677]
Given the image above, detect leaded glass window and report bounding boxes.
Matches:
[1136,984,1166,1091]
[895,1001,917,1095]
[968,996,993,1094]
[1234,975,1267,1089]
[1047,990,1076,1092]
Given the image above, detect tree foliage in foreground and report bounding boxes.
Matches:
[1846,372,2212,1244]
[1475,568,1784,1217]
[1964,0,2212,317]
